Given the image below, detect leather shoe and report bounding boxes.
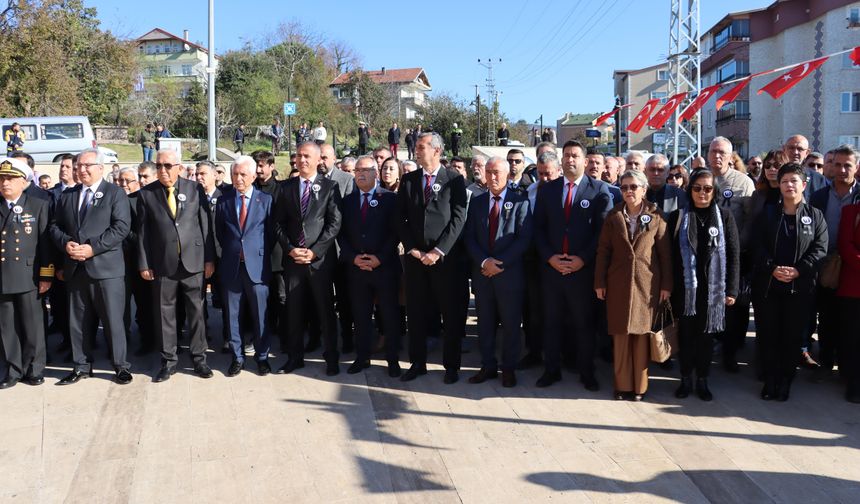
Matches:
[675,376,693,399]
[257,360,271,376]
[387,360,401,378]
[0,375,19,389]
[115,369,133,385]
[276,359,304,374]
[443,369,459,384]
[517,352,542,370]
[695,378,713,401]
[58,369,93,385]
[501,370,516,388]
[468,367,498,384]
[326,361,340,377]
[23,375,44,386]
[154,366,177,383]
[194,364,214,379]
[581,375,600,392]
[535,371,561,388]
[227,360,244,377]
[347,360,370,374]
[400,365,427,382]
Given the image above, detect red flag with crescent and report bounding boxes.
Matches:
[647,92,688,129]
[851,46,860,66]
[593,104,632,126]
[758,56,828,99]
[626,99,659,133]
[679,85,721,121]
[716,77,752,111]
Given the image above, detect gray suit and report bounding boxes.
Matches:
[327,166,355,199]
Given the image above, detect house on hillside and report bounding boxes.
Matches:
[134,28,216,96]
[329,67,432,121]
[556,113,611,146]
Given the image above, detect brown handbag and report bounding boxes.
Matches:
[649,301,677,363]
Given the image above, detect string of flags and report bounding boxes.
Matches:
[594,46,860,132]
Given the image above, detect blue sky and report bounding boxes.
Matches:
[91,0,762,124]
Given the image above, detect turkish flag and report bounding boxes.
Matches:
[593,104,632,126]
[679,85,721,121]
[647,92,688,129]
[716,77,752,110]
[626,99,659,133]
[851,46,860,66]
[758,56,828,99]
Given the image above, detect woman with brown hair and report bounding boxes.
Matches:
[379,156,401,192]
[667,164,689,190]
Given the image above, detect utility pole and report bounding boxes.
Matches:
[206,0,216,162]
[667,0,701,165]
[474,84,481,146]
[614,96,621,156]
[478,58,500,145]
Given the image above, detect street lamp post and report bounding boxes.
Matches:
[206,0,216,162]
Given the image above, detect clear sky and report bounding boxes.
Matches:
[90,0,764,124]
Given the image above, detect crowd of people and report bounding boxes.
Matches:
[1,131,859,406]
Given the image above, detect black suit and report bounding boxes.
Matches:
[273,174,342,364]
[203,187,229,348]
[464,190,532,371]
[49,180,131,373]
[136,178,215,368]
[254,178,286,348]
[124,191,155,351]
[533,175,611,379]
[338,187,401,363]
[46,183,72,345]
[396,167,468,371]
[0,193,53,380]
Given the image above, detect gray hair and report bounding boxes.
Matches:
[401,160,418,172]
[418,131,445,151]
[537,151,559,166]
[625,151,644,163]
[471,154,487,166]
[805,151,823,160]
[486,156,510,172]
[711,136,733,153]
[156,148,180,163]
[138,161,156,172]
[355,155,378,171]
[619,169,648,188]
[118,167,138,181]
[341,156,356,167]
[833,144,858,160]
[77,147,104,164]
[231,155,256,173]
[646,153,669,168]
[195,160,217,170]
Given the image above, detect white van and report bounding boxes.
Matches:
[0,116,118,163]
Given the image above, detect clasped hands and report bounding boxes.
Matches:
[548,254,584,275]
[409,248,442,266]
[772,265,799,283]
[353,254,381,271]
[289,247,316,265]
[65,241,94,262]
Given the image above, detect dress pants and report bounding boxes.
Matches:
[348,267,400,362]
[522,258,543,357]
[612,333,649,394]
[68,270,129,373]
[721,277,751,361]
[223,263,270,363]
[267,271,287,350]
[0,290,45,379]
[404,254,465,371]
[756,289,809,386]
[48,279,69,343]
[126,273,155,350]
[285,263,338,364]
[472,268,523,371]
[541,265,596,378]
[815,286,840,370]
[678,312,717,378]
[839,297,860,394]
[154,265,208,367]
[334,262,354,349]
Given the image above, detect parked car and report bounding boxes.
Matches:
[0,116,116,163]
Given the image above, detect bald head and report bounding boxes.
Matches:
[320,143,336,173]
[783,135,810,165]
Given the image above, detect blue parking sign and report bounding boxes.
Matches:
[283,102,296,116]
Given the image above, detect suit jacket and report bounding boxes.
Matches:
[804,169,829,202]
[48,180,130,280]
[0,192,54,293]
[253,178,282,271]
[647,183,687,216]
[396,167,467,256]
[214,187,272,285]
[204,186,224,259]
[136,178,215,276]
[464,190,532,273]
[327,166,355,199]
[533,175,612,266]
[273,174,342,271]
[337,187,399,271]
[50,182,71,202]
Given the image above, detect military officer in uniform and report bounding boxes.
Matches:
[0,158,54,389]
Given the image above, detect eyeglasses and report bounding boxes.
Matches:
[764,163,780,169]
[619,184,640,192]
[506,158,524,164]
[691,185,714,194]
[354,168,376,174]
[667,173,684,180]
[154,163,181,171]
[76,162,101,170]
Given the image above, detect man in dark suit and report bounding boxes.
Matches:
[338,155,402,377]
[464,156,533,388]
[396,132,468,384]
[533,140,611,390]
[195,160,228,352]
[273,141,342,376]
[49,148,132,385]
[0,158,54,388]
[585,149,622,205]
[645,153,687,215]
[48,154,75,348]
[137,149,215,382]
[214,156,273,376]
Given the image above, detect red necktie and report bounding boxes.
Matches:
[239,194,247,231]
[488,195,501,252]
[424,174,433,204]
[361,193,370,223]
[562,181,574,254]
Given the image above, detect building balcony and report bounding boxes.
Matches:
[715,111,750,124]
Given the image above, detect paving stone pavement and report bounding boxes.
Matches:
[2,306,859,504]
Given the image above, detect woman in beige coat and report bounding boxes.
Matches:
[595,170,672,401]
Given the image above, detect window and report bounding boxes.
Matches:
[842,92,860,112]
[161,65,171,76]
[657,69,669,81]
[650,91,668,104]
[844,52,859,68]
[714,26,730,51]
[41,123,84,140]
[181,64,193,76]
[712,19,750,52]
[146,44,155,55]
[138,44,144,54]
[2,124,37,141]
[849,7,860,26]
[839,135,860,149]
[717,59,749,83]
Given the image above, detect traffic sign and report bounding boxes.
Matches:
[585,129,601,138]
[283,102,296,116]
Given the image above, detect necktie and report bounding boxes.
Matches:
[424,174,433,204]
[79,188,92,224]
[167,186,177,218]
[361,193,370,223]
[562,181,575,254]
[238,194,247,231]
[298,181,310,247]
[488,195,501,252]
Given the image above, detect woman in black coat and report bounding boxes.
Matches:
[668,169,740,401]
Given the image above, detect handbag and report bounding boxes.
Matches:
[649,301,677,363]
[819,253,842,289]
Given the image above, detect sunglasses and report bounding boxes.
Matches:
[691,185,714,194]
[668,173,684,179]
[807,163,823,168]
[619,184,640,192]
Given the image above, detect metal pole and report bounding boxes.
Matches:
[475,84,480,146]
[287,86,292,154]
[614,96,621,156]
[206,0,216,162]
